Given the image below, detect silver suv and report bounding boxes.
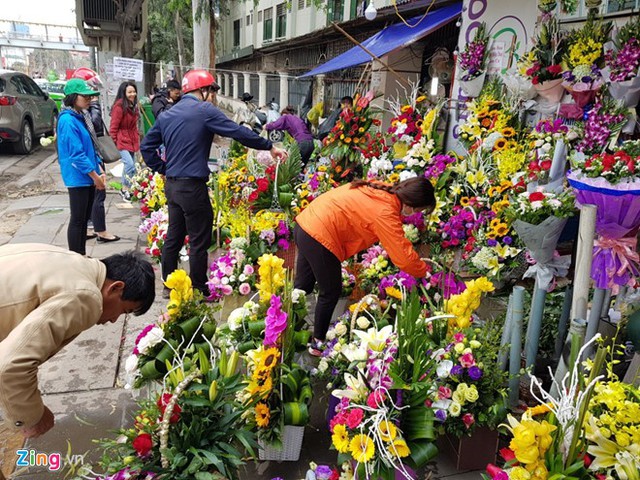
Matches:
[0,70,58,154]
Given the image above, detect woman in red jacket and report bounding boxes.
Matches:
[110,81,140,201]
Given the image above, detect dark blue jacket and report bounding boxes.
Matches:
[141,94,273,178]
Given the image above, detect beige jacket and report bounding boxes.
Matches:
[0,244,106,429]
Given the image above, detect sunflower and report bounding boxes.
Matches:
[494,138,508,151]
[255,402,270,428]
[253,347,280,371]
[378,420,398,442]
[388,439,410,458]
[349,434,375,463]
[502,127,516,138]
[331,424,351,453]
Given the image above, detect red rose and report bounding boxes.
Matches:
[529,191,545,202]
[157,393,182,423]
[540,160,552,170]
[256,177,269,192]
[548,64,563,75]
[132,433,153,457]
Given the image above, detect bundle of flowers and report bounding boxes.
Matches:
[130,168,166,217]
[206,247,257,302]
[240,255,313,445]
[98,347,254,480]
[458,23,490,81]
[518,18,565,86]
[574,98,628,157]
[605,15,640,84]
[124,270,216,389]
[526,118,573,184]
[572,148,640,185]
[320,90,381,180]
[429,325,507,437]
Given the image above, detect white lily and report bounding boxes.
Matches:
[353,325,394,352]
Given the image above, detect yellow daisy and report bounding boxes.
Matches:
[349,434,375,463]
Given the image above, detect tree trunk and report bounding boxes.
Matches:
[174,9,185,79]
[192,0,210,69]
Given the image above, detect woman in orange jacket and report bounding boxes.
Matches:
[294,176,435,354]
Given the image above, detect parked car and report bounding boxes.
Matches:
[0,70,58,154]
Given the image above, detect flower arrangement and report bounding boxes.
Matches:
[458,23,490,81]
[98,347,254,480]
[206,248,257,302]
[519,18,565,85]
[574,98,628,156]
[320,90,380,179]
[572,148,640,185]
[124,270,216,389]
[505,188,576,226]
[429,325,507,437]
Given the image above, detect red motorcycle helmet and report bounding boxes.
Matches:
[181,69,220,93]
[72,67,103,89]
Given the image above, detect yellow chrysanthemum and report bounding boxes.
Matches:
[255,402,270,428]
[332,424,351,453]
[388,438,410,458]
[349,434,375,463]
[378,420,398,442]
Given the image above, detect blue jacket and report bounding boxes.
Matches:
[141,94,273,178]
[57,109,100,187]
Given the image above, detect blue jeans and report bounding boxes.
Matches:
[119,150,137,189]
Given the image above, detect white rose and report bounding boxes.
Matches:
[334,323,347,337]
[125,354,139,374]
[356,316,370,329]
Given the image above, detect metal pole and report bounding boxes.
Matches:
[554,284,574,361]
[509,286,526,408]
[585,287,607,357]
[524,285,548,368]
[498,292,514,371]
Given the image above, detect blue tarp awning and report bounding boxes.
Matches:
[299,2,462,78]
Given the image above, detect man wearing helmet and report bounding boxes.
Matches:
[141,69,288,298]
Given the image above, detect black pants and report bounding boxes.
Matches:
[162,178,213,295]
[90,187,107,232]
[293,224,342,340]
[68,186,95,255]
[299,140,315,167]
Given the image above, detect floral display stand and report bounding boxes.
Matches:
[258,425,305,462]
[437,427,499,471]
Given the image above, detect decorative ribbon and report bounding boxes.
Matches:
[593,236,640,287]
[523,255,572,291]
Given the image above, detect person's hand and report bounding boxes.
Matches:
[270,146,288,162]
[94,175,106,190]
[21,406,54,438]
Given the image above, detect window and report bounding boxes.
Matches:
[263,7,273,41]
[233,19,241,47]
[328,0,344,22]
[298,0,305,8]
[276,3,287,38]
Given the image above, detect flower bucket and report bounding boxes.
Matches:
[534,78,565,104]
[437,426,499,471]
[275,241,297,271]
[460,72,486,98]
[258,425,305,462]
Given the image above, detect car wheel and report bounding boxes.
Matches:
[46,111,58,137]
[269,130,284,143]
[14,119,33,155]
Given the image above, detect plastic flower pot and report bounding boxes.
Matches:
[534,78,565,104]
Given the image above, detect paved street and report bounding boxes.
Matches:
[0,145,483,480]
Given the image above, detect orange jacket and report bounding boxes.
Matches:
[296,183,427,278]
